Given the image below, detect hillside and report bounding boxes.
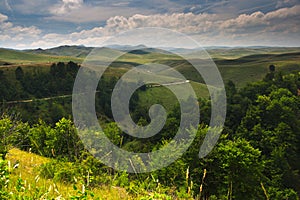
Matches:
[1,46,300,88]
[206,47,300,59]
[23,45,300,60]
[0,48,82,65]
[26,45,93,58]
[1,45,300,199]
[5,148,133,199]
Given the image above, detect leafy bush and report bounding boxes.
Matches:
[39,160,81,183]
[0,158,10,199]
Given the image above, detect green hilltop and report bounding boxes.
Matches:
[1,46,300,88]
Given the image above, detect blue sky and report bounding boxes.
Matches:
[0,0,299,49]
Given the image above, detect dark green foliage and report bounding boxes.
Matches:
[269,64,276,72]
[0,70,18,101]
[39,160,80,183]
[0,116,30,158]
[15,67,24,81]
[30,118,83,161]
[0,158,10,198]
[0,62,119,125]
[1,62,300,199]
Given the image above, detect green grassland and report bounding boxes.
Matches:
[1,46,300,199]
[26,45,93,58]
[6,148,134,199]
[207,47,300,59]
[157,51,300,88]
[138,81,209,111]
[215,52,300,87]
[0,48,83,65]
[0,46,299,112]
[1,46,300,91]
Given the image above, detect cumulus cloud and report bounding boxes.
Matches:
[0,12,41,47]
[265,4,300,19]
[44,6,300,47]
[102,5,300,37]
[50,0,84,15]
[0,13,8,22]
[221,12,266,30]
[104,12,221,34]
[2,5,300,48]
[47,4,152,23]
[221,5,300,35]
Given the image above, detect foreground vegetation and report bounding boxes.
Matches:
[1,66,300,199]
[0,46,300,199]
[2,148,138,199]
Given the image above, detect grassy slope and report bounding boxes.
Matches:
[133,50,300,88]
[1,46,300,92]
[167,51,300,88]
[215,52,300,87]
[207,47,300,59]
[138,81,209,111]
[26,45,93,58]
[0,48,83,64]
[0,47,299,106]
[1,46,300,198]
[6,148,132,199]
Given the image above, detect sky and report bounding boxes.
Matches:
[0,0,300,49]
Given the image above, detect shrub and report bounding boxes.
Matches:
[0,158,10,199]
[39,160,81,184]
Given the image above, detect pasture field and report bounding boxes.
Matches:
[1,46,299,89]
[1,46,300,199]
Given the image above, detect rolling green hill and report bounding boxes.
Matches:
[1,46,300,199]
[157,51,300,88]
[0,48,82,64]
[1,46,300,89]
[26,45,93,58]
[207,47,300,59]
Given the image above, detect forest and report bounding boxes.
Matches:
[0,60,300,199]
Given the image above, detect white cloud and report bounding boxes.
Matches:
[101,5,300,37]
[0,13,8,22]
[221,12,266,30]
[265,4,300,19]
[104,12,221,35]
[2,5,300,49]
[0,35,10,41]
[50,0,84,15]
[220,5,300,34]
[0,12,41,47]
[47,4,152,23]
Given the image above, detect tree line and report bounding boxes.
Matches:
[0,64,300,199]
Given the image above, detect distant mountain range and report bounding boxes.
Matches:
[25,45,94,58]
[1,45,300,66]
[22,45,300,59]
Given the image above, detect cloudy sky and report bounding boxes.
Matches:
[0,0,299,49]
